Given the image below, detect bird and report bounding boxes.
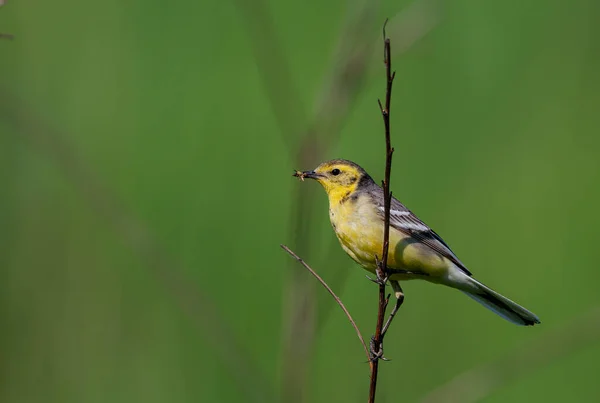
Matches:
[293,159,540,326]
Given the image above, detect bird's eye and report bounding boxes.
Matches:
[331,168,341,176]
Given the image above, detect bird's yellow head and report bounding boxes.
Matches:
[294,159,372,203]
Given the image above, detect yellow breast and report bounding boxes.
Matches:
[329,193,382,270]
[329,193,450,279]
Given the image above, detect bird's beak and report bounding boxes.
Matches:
[293,170,321,181]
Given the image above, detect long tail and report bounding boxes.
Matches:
[459,275,541,326]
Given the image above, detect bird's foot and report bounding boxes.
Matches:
[366,274,389,286]
[369,336,390,362]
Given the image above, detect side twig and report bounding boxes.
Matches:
[369,19,398,403]
[281,244,371,365]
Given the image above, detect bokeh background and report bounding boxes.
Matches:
[1,0,600,402]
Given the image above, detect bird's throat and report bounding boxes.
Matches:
[323,182,357,206]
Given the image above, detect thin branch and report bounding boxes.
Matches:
[377,19,397,279]
[369,19,398,403]
[281,244,371,364]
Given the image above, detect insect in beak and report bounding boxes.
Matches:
[293,170,320,181]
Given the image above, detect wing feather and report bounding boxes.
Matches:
[375,195,472,276]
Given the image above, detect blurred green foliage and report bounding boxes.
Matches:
[1,0,599,402]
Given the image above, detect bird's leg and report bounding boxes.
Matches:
[382,280,404,336]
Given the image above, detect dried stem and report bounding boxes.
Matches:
[281,245,371,364]
[368,19,397,403]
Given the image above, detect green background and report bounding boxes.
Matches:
[1,0,599,402]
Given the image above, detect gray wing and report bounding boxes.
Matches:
[375,194,471,276]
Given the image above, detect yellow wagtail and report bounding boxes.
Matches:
[294,159,540,326]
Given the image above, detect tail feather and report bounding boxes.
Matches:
[460,277,541,326]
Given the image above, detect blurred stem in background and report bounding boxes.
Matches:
[421,306,600,403]
[0,0,13,39]
[0,92,274,403]
[234,1,379,401]
[235,0,439,401]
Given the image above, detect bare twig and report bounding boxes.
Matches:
[420,306,600,403]
[377,21,396,280]
[369,19,398,403]
[281,245,371,364]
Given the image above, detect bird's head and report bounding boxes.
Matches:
[294,159,373,201]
